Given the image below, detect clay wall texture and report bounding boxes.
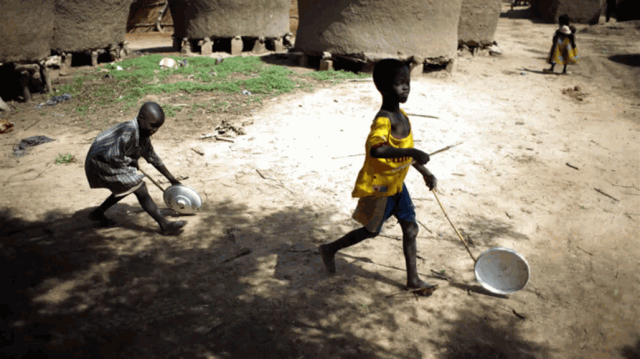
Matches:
[295,0,464,60]
[169,0,188,39]
[176,0,289,38]
[53,0,133,53]
[458,0,501,46]
[531,0,602,23]
[0,0,54,63]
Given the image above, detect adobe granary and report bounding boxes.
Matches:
[530,0,602,24]
[294,0,464,74]
[53,0,133,68]
[0,0,55,107]
[169,0,291,56]
[458,0,502,49]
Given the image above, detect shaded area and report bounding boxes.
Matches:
[609,54,640,68]
[620,339,640,359]
[429,304,551,358]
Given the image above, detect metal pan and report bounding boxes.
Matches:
[139,168,202,215]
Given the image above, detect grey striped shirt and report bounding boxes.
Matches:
[85,119,163,194]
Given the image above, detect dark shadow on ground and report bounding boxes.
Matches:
[500,7,545,23]
[133,46,176,55]
[436,215,530,250]
[0,199,440,359]
[609,54,640,68]
[620,339,640,358]
[427,303,551,359]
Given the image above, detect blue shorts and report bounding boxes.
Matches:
[352,183,416,233]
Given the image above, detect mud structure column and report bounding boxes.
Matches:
[0,96,10,112]
[231,36,243,55]
[61,52,72,70]
[15,64,40,102]
[319,52,333,71]
[252,37,267,54]
[199,38,213,55]
[180,38,192,54]
[271,37,285,52]
[90,51,99,67]
[409,56,424,77]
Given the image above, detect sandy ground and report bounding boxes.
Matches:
[1,6,639,359]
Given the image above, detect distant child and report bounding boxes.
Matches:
[319,59,438,292]
[85,102,187,235]
[544,14,579,75]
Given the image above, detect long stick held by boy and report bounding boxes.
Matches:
[85,102,187,235]
[319,59,438,293]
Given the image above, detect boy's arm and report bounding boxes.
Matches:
[413,163,437,190]
[370,145,430,165]
[154,164,181,186]
[141,143,181,186]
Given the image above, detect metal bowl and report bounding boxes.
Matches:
[474,247,530,295]
[163,184,202,215]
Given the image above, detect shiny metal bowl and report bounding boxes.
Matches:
[163,184,202,215]
[474,247,530,295]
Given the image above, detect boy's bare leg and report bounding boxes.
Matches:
[399,220,434,290]
[133,183,186,235]
[89,194,125,227]
[562,64,568,74]
[319,227,377,274]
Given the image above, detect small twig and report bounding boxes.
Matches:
[405,113,440,119]
[255,168,268,180]
[566,163,579,170]
[452,173,465,176]
[605,180,640,191]
[512,309,527,320]
[625,213,637,222]
[430,269,449,281]
[416,219,433,234]
[332,153,364,159]
[215,135,234,143]
[505,212,512,219]
[576,246,593,256]
[594,188,619,202]
[191,148,204,156]
[34,162,54,179]
[222,248,252,263]
[23,120,41,131]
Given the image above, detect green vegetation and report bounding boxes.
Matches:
[306,68,370,83]
[55,153,75,165]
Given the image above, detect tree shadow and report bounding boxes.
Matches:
[427,303,551,359]
[436,215,530,249]
[620,339,640,359]
[609,54,640,68]
[1,198,439,358]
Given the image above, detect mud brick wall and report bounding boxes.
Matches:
[52,0,133,53]
[172,0,289,39]
[458,0,501,46]
[295,0,464,61]
[0,0,54,63]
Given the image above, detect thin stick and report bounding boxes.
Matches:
[24,120,40,131]
[139,167,166,192]
[405,113,440,119]
[332,153,364,159]
[222,248,252,263]
[566,163,579,170]
[576,246,593,256]
[594,188,619,202]
[215,135,234,143]
[605,180,639,191]
[431,190,476,263]
[191,148,204,156]
[391,142,464,173]
[416,219,433,234]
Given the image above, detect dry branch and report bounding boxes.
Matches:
[594,188,619,202]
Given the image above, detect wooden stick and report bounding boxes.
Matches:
[139,167,166,192]
[431,190,476,263]
[416,219,433,234]
[215,135,234,143]
[594,188,619,202]
[576,246,593,256]
[390,142,464,173]
[23,120,40,131]
[191,148,204,156]
[405,113,440,119]
[566,163,579,170]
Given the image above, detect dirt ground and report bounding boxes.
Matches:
[2,5,639,359]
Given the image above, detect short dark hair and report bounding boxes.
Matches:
[559,14,570,26]
[373,59,409,93]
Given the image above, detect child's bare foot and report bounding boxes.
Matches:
[88,210,117,227]
[407,279,438,296]
[543,68,554,74]
[161,220,187,235]
[319,244,336,274]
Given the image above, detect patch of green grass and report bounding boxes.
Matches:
[306,69,370,83]
[40,112,46,116]
[55,153,74,165]
[211,101,228,112]
[163,104,182,117]
[76,105,89,116]
[58,76,86,97]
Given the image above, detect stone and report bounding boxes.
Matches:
[90,51,99,66]
[62,53,72,69]
[446,58,458,73]
[231,36,243,55]
[410,62,424,77]
[180,38,192,54]
[199,38,212,55]
[272,38,285,52]
[319,59,333,71]
[252,37,267,54]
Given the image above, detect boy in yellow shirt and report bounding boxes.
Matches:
[319,59,438,292]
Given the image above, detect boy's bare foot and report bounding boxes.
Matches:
[319,244,336,274]
[88,210,117,227]
[407,279,438,296]
[543,68,554,74]
[161,220,187,235]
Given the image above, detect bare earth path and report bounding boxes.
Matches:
[1,8,639,359]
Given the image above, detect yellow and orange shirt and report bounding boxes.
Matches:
[352,110,414,198]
